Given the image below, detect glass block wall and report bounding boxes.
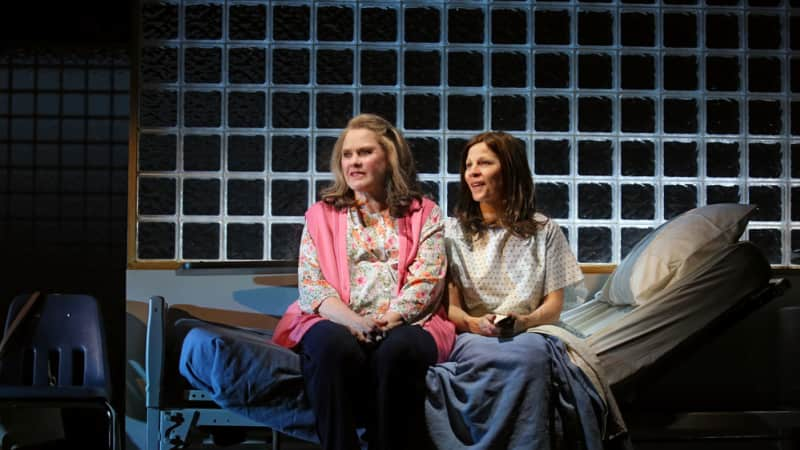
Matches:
[1,48,130,269]
[134,0,799,267]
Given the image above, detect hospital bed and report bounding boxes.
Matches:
[143,204,791,449]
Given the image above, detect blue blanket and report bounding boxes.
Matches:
[425,332,606,449]
[178,320,607,449]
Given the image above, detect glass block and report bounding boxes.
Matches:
[272,49,310,85]
[316,136,337,172]
[228,135,265,172]
[663,99,697,133]
[229,4,266,41]
[621,97,655,132]
[361,50,397,86]
[706,99,740,134]
[448,52,483,87]
[408,137,440,174]
[183,134,220,171]
[137,221,175,259]
[317,49,353,85]
[318,6,354,42]
[491,95,527,131]
[360,94,396,125]
[492,52,527,88]
[140,90,176,127]
[793,144,800,178]
[183,223,219,259]
[185,47,221,83]
[184,91,221,128]
[707,185,740,204]
[448,8,484,43]
[446,181,459,217]
[227,223,263,260]
[794,187,800,220]
[535,10,571,45]
[706,142,740,178]
[63,93,86,116]
[273,5,310,41]
[492,8,528,44]
[185,4,222,40]
[228,91,265,128]
[621,227,654,259]
[448,138,468,174]
[620,54,655,90]
[405,51,440,86]
[578,54,612,89]
[578,140,613,175]
[404,94,440,130]
[448,95,483,131]
[578,11,614,46]
[535,140,570,175]
[141,2,178,40]
[362,7,397,42]
[534,182,570,219]
[578,183,612,219]
[663,141,698,177]
[706,56,740,92]
[229,48,265,84]
[11,169,33,191]
[578,227,611,263]
[271,135,309,172]
[663,184,697,219]
[748,15,781,49]
[794,230,800,265]
[749,143,782,178]
[749,229,782,264]
[272,92,309,129]
[405,7,441,43]
[578,97,613,132]
[793,17,800,50]
[183,179,220,215]
[535,53,569,88]
[621,12,655,47]
[748,100,782,135]
[621,184,655,219]
[138,177,175,215]
[663,55,698,90]
[228,179,264,215]
[706,14,740,49]
[272,180,308,216]
[748,57,782,93]
[140,46,177,83]
[421,181,440,203]
[271,223,303,260]
[663,13,697,48]
[139,133,176,171]
[535,96,570,132]
[317,93,353,129]
[315,179,332,200]
[794,101,800,135]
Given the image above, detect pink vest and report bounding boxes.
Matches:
[272,198,455,362]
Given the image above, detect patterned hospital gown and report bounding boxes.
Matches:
[445,214,583,316]
[297,201,446,324]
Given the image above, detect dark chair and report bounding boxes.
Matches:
[0,293,119,450]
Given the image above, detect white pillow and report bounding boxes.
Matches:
[599,203,756,305]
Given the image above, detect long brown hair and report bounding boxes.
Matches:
[455,131,546,239]
[320,114,423,217]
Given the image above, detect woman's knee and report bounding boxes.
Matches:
[301,321,366,369]
[374,325,436,371]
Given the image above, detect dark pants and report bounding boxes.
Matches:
[299,320,437,450]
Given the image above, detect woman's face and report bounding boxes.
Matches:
[464,142,503,207]
[340,128,389,198]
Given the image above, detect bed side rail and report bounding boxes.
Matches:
[146,295,167,409]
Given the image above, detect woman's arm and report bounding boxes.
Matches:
[447,279,502,337]
[389,206,447,328]
[510,288,564,333]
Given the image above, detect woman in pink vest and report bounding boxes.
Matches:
[273,114,454,450]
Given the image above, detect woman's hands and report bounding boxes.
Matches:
[317,297,408,343]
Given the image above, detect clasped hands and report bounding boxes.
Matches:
[346,310,405,344]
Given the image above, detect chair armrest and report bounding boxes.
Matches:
[145,295,167,408]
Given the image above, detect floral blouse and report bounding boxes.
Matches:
[298,201,446,323]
